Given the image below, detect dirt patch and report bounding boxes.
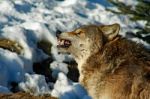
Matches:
[0,92,57,99]
[0,38,23,54]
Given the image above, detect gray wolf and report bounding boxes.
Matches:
[57,23,150,99]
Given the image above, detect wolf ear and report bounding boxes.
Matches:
[99,23,120,41]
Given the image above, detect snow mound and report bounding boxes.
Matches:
[51,72,91,99]
[0,48,24,87]
[19,72,90,99]
[19,73,51,96]
[50,61,68,78]
[0,86,11,94]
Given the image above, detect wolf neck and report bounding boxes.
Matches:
[80,37,144,73]
[73,50,91,69]
[72,46,100,74]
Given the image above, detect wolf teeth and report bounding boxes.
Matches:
[60,39,65,45]
[58,39,64,45]
[57,38,71,48]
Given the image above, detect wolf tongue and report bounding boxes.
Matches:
[65,40,69,45]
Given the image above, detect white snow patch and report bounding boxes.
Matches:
[51,72,90,99]
[0,0,15,14]
[19,73,51,96]
[118,0,138,6]
[50,61,68,78]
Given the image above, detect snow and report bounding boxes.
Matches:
[0,86,11,94]
[0,48,24,87]
[19,72,91,99]
[50,61,69,78]
[51,72,91,99]
[118,0,138,6]
[0,0,149,98]
[19,73,51,96]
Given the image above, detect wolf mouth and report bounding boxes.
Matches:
[57,38,71,48]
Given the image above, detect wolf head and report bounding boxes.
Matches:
[57,23,120,62]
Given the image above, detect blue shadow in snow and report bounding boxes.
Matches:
[86,2,97,9]
[24,29,38,46]
[0,24,3,33]
[14,3,32,13]
[75,12,87,18]
[60,84,92,99]
[0,15,24,33]
[88,0,112,7]
[6,15,24,23]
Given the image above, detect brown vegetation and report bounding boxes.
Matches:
[0,38,23,54]
[0,92,57,99]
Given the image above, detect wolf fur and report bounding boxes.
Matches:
[57,24,150,99]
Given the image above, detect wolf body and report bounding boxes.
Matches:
[57,24,150,99]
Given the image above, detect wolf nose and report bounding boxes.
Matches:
[56,30,62,37]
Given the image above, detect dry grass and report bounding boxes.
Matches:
[0,92,57,99]
[0,38,23,54]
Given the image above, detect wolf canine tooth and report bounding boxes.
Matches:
[57,38,71,47]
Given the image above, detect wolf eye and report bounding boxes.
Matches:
[76,29,83,36]
[77,31,82,35]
